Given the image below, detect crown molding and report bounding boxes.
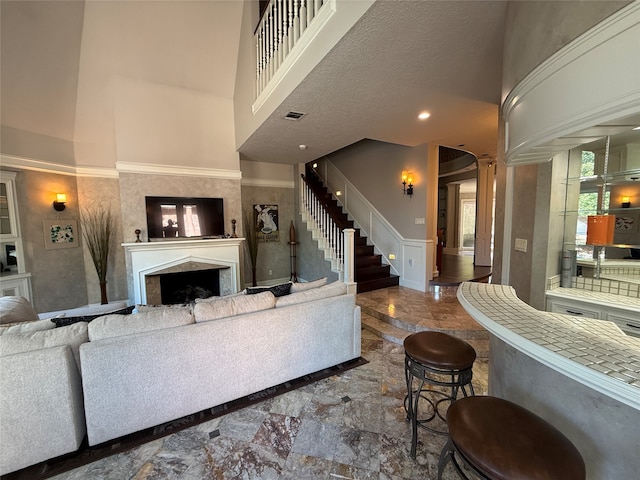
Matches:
[115,161,241,179]
[241,177,295,189]
[0,154,119,178]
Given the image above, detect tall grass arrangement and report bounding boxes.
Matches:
[80,204,116,304]
[243,212,258,286]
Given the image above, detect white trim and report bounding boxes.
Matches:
[116,161,241,179]
[241,177,295,189]
[502,2,640,165]
[1,154,79,176]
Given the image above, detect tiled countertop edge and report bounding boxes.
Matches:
[457,282,640,411]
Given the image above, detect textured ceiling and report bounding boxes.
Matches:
[237,0,507,164]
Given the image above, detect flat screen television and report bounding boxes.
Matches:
[145,196,224,240]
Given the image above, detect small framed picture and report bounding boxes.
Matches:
[43,219,79,250]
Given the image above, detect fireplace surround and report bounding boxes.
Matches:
[123,238,243,305]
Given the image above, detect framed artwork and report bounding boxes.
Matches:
[614,214,638,233]
[43,219,79,250]
[254,204,279,243]
[613,213,640,245]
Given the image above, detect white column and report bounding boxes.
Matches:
[343,228,356,293]
[426,143,439,280]
[475,158,495,266]
[444,183,460,255]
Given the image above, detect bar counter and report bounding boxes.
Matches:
[457,282,639,480]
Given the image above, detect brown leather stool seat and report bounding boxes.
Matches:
[404,331,476,459]
[438,396,586,480]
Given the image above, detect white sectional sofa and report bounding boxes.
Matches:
[0,279,361,473]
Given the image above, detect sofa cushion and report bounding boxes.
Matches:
[0,319,57,336]
[276,281,347,308]
[0,322,88,367]
[88,309,195,342]
[0,296,39,325]
[290,277,328,293]
[246,282,292,297]
[194,291,276,323]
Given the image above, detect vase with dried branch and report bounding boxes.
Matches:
[243,212,259,286]
[80,204,116,304]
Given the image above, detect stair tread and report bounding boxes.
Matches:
[361,313,410,345]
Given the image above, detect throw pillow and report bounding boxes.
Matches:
[276,281,347,308]
[88,309,195,342]
[290,277,328,293]
[194,291,276,323]
[0,319,56,336]
[0,322,88,367]
[0,296,39,325]
[246,282,292,297]
[51,305,135,327]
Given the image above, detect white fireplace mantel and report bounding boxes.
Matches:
[123,238,244,305]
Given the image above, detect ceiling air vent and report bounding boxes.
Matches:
[284,111,306,121]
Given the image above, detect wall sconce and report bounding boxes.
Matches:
[402,171,414,197]
[53,193,67,211]
[621,196,631,208]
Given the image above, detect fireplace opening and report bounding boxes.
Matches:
[160,269,220,304]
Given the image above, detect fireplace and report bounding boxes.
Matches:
[123,238,243,305]
[144,264,231,304]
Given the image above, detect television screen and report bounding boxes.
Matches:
[145,196,224,240]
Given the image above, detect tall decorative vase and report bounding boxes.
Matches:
[289,221,296,242]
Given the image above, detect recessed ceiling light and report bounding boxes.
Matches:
[418,112,430,120]
[299,144,307,150]
[633,126,640,131]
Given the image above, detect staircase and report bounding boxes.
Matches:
[302,169,399,293]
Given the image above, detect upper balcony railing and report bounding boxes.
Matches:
[255,0,327,97]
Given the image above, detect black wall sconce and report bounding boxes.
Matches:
[53,193,67,211]
[402,171,414,197]
[622,196,631,208]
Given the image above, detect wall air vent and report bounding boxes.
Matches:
[284,111,306,121]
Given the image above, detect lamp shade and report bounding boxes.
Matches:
[586,215,615,245]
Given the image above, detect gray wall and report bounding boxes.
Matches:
[326,139,428,240]
[240,185,296,286]
[14,169,88,313]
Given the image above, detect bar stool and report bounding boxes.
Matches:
[404,331,476,459]
[438,396,586,480]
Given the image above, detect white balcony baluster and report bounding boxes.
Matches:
[256,0,327,96]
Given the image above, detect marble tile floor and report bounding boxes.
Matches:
[50,334,488,480]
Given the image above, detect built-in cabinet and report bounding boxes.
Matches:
[546,294,640,337]
[0,170,31,300]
